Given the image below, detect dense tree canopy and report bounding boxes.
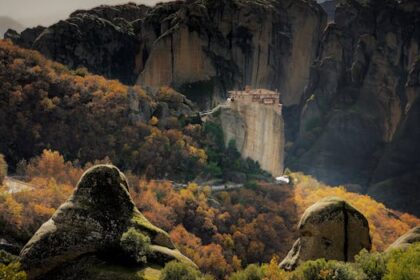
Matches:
[0,40,272,183]
[0,40,206,180]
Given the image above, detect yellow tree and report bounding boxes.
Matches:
[0,154,7,184]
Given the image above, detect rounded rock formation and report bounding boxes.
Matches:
[280,197,371,270]
[387,226,420,251]
[19,165,195,280]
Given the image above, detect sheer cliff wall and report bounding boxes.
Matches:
[219,101,284,177]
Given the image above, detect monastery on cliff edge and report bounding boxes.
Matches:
[226,86,287,181]
[227,86,283,115]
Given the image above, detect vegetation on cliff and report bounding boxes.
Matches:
[0,40,272,184]
[0,250,26,280]
[0,40,208,180]
[202,122,269,182]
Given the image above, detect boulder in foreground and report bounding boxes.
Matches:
[280,197,371,270]
[20,164,195,280]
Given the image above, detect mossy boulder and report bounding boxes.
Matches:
[280,197,371,270]
[19,165,196,280]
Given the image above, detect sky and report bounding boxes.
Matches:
[0,0,169,28]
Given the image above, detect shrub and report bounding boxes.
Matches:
[160,261,208,280]
[120,227,151,264]
[0,250,15,264]
[203,122,267,180]
[355,249,386,280]
[0,251,26,280]
[261,257,289,280]
[292,259,366,280]
[157,86,184,104]
[384,243,420,280]
[149,116,159,126]
[205,162,222,177]
[0,262,26,280]
[72,67,89,77]
[244,180,259,191]
[228,264,264,280]
[203,122,224,149]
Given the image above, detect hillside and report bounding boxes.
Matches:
[0,40,273,185]
[0,40,206,181]
[0,150,418,279]
[6,0,420,216]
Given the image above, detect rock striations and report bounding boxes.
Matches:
[288,0,420,215]
[6,0,327,108]
[280,197,371,270]
[218,98,285,177]
[19,165,195,280]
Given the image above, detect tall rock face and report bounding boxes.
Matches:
[288,0,420,215]
[367,59,420,215]
[218,100,285,177]
[5,3,149,84]
[280,197,371,270]
[20,165,195,280]
[6,0,326,108]
[138,0,326,108]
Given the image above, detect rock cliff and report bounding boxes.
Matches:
[19,165,195,280]
[288,0,420,215]
[5,0,420,215]
[280,197,371,270]
[320,0,337,21]
[6,0,326,108]
[5,3,149,84]
[217,100,284,177]
[139,0,326,108]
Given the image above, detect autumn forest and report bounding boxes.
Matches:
[1,0,420,279]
